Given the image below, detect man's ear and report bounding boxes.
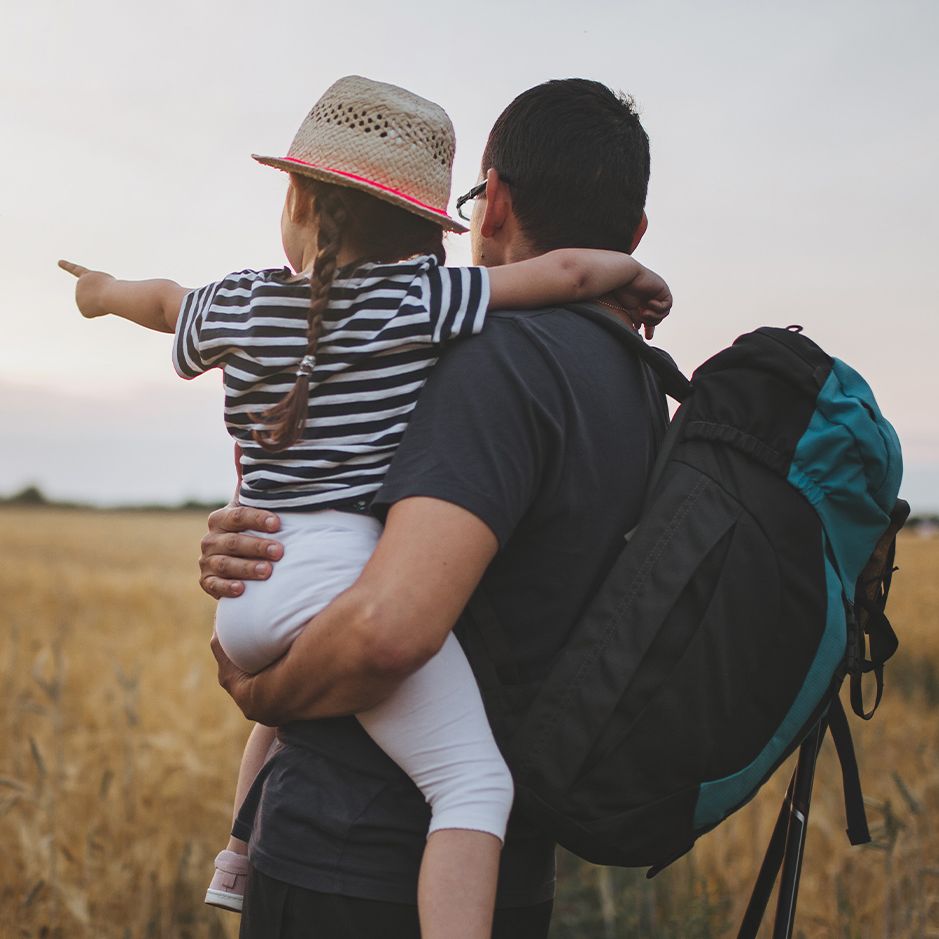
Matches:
[480,168,511,238]
[628,211,648,253]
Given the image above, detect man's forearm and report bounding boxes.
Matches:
[212,497,500,726]
[221,584,427,725]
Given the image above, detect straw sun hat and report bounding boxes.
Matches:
[253,75,467,233]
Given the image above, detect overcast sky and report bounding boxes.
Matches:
[3,0,938,509]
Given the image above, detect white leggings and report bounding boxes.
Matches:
[215,510,514,840]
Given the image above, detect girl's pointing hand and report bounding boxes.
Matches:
[58,259,114,319]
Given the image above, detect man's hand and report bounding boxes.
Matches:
[58,259,114,319]
[210,630,266,718]
[199,505,285,599]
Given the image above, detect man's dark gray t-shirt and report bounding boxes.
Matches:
[235,306,660,906]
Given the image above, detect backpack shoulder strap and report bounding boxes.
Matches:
[461,303,687,738]
[564,302,693,403]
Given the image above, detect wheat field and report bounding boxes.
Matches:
[1,508,936,938]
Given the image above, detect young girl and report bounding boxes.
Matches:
[59,75,671,939]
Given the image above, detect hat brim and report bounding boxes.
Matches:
[252,155,468,234]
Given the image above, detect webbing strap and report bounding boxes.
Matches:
[848,634,889,720]
[848,502,906,719]
[827,696,872,845]
[861,604,897,718]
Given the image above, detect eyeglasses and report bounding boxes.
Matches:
[455,175,514,222]
[455,182,486,222]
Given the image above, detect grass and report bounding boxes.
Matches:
[1,508,937,938]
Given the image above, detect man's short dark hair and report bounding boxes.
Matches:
[481,78,650,253]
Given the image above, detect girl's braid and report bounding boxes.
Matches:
[252,186,348,451]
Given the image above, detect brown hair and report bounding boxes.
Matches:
[252,175,446,451]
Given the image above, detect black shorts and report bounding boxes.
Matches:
[239,866,553,939]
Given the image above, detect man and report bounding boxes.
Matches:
[200,78,665,938]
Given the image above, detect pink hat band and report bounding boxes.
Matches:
[253,76,467,233]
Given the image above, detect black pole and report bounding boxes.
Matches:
[772,719,827,939]
[736,773,795,939]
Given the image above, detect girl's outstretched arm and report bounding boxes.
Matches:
[486,248,672,337]
[58,260,189,333]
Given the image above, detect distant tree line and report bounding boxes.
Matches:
[0,484,226,513]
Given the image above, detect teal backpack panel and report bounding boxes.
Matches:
[787,359,903,595]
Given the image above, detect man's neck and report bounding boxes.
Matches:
[503,241,540,264]
[478,234,540,268]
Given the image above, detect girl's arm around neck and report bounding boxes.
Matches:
[485,248,672,327]
[58,260,190,333]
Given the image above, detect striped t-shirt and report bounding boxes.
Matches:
[172,255,491,511]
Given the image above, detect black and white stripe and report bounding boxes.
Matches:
[173,256,489,510]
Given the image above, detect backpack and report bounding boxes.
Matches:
[461,306,905,875]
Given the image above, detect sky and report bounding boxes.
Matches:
[2,0,938,509]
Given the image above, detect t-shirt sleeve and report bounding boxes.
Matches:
[372,316,560,547]
[398,263,491,345]
[172,273,252,378]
